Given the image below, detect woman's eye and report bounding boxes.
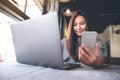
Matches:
[74,23,77,26]
[80,22,85,25]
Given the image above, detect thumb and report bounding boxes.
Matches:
[95,43,100,56]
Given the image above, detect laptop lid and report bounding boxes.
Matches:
[11,12,64,69]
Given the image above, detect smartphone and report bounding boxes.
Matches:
[81,31,97,52]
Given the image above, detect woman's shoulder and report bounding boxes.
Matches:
[61,38,67,40]
[96,37,104,49]
[96,37,103,42]
[61,38,67,46]
[61,38,67,42]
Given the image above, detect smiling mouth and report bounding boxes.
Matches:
[76,30,82,33]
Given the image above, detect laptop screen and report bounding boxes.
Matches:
[11,12,64,69]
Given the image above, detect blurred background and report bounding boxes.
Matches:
[0,0,120,64]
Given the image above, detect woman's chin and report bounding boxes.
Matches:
[76,33,82,37]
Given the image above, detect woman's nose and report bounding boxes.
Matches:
[77,25,81,29]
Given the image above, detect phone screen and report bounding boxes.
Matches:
[81,31,97,52]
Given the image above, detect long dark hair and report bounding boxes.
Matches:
[67,9,88,60]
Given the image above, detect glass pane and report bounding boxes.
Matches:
[26,0,42,18]
[0,12,15,24]
[9,0,42,18]
[0,12,16,62]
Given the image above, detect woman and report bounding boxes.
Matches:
[62,10,105,68]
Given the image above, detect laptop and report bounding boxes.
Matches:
[11,12,81,69]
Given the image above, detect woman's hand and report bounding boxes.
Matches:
[78,43,104,68]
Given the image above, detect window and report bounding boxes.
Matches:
[0,0,42,62]
[0,12,16,62]
[9,0,42,18]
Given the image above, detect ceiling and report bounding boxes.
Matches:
[59,0,120,33]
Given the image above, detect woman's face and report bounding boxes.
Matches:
[73,15,87,36]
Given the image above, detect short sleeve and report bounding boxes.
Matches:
[96,38,105,56]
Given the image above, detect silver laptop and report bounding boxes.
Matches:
[11,12,80,69]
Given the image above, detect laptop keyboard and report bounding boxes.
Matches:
[64,62,81,69]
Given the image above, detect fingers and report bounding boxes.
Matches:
[78,47,89,65]
[81,44,93,56]
[78,43,104,67]
[78,46,97,67]
[79,47,92,65]
[80,47,90,60]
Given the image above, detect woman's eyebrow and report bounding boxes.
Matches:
[80,20,86,22]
